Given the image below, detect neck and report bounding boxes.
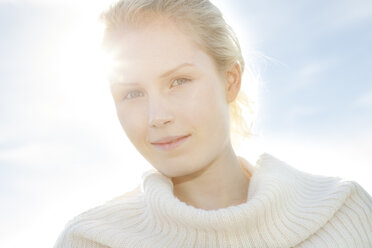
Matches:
[171,143,251,210]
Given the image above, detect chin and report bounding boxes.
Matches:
[154,167,186,178]
[156,163,205,179]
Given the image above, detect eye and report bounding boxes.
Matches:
[170,78,191,88]
[124,90,144,100]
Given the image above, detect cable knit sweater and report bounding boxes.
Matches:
[54,153,372,247]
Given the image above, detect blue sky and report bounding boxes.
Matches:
[0,0,371,247]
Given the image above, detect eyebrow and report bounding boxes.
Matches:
[111,63,195,86]
[159,63,195,79]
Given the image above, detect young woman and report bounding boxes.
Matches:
[55,0,372,247]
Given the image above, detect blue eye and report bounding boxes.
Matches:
[125,90,143,100]
[171,78,190,87]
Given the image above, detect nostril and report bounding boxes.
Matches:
[150,118,173,128]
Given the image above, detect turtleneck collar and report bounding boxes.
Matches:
[140,153,352,246]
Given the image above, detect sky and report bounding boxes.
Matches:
[0,0,371,247]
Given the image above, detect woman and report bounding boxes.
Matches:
[55,0,372,247]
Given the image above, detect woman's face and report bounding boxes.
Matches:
[109,19,233,178]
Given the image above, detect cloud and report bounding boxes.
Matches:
[312,0,372,32]
[354,90,372,108]
[289,59,339,91]
[0,0,109,8]
[0,135,147,247]
[336,0,372,24]
[287,105,319,120]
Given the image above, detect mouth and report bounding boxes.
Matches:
[151,134,191,151]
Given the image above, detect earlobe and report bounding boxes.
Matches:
[225,63,242,103]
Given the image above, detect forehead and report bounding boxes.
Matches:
[114,19,201,58]
[106,19,217,81]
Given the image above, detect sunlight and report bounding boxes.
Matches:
[3,1,371,247]
[50,15,108,115]
[3,3,148,247]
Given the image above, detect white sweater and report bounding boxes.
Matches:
[54,153,372,247]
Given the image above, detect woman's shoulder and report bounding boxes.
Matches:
[107,185,142,202]
[255,152,372,244]
[54,185,145,248]
[247,152,372,245]
[300,178,372,245]
[251,152,372,217]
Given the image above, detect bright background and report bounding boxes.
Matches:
[0,0,371,247]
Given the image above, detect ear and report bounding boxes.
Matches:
[225,63,242,103]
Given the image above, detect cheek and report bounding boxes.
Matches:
[116,104,147,143]
[185,79,228,130]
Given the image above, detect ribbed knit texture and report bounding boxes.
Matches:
[54,153,372,247]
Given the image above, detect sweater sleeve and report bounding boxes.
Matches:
[53,186,142,248]
[54,228,110,248]
[299,181,372,247]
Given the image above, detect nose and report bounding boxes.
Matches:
[148,97,174,128]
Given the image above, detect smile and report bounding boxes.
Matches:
[151,134,191,151]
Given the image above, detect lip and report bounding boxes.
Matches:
[151,134,191,151]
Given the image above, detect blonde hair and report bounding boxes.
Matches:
[100,0,257,147]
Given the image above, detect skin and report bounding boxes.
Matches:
[108,17,251,210]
